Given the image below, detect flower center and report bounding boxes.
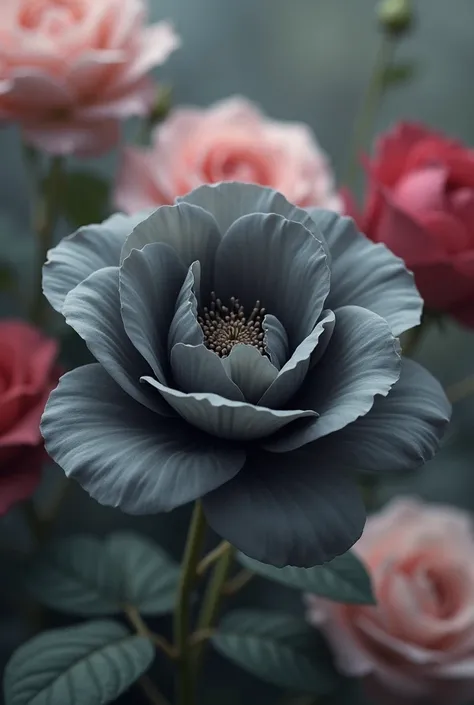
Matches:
[198,292,266,358]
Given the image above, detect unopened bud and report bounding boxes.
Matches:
[378,0,413,36]
[149,85,173,127]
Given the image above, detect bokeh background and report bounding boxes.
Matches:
[1,1,474,702]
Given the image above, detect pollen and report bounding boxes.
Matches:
[198,292,266,358]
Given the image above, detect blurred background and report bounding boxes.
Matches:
[1,1,474,702]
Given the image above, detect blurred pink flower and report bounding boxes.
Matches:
[306,498,474,705]
[114,96,342,212]
[0,0,180,156]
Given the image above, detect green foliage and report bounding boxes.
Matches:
[381,61,416,88]
[237,551,375,605]
[26,531,180,616]
[61,170,110,229]
[212,609,338,695]
[3,620,154,705]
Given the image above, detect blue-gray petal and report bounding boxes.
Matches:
[214,212,330,347]
[41,364,246,513]
[120,202,221,299]
[310,358,451,474]
[265,305,401,453]
[63,266,171,416]
[202,449,365,567]
[178,182,331,260]
[119,242,186,385]
[308,208,422,337]
[43,211,149,314]
[141,376,317,441]
[170,343,244,401]
[263,314,289,369]
[259,310,335,409]
[221,344,278,404]
[168,262,204,350]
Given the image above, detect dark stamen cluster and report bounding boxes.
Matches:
[198,292,266,357]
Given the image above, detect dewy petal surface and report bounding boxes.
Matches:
[265,306,401,453]
[170,343,244,401]
[177,182,331,259]
[221,344,278,404]
[214,212,330,347]
[119,243,187,385]
[63,266,171,415]
[41,365,245,514]
[202,449,366,567]
[309,208,422,337]
[43,211,150,313]
[141,376,317,441]
[259,310,335,409]
[310,358,451,474]
[120,202,221,299]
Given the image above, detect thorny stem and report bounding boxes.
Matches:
[124,605,177,659]
[193,542,235,674]
[173,501,207,705]
[342,34,395,190]
[196,540,232,576]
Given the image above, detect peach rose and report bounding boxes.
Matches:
[114,96,342,212]
[0,0,180,156]
[306,498,474,705]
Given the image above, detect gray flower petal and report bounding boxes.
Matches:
[43,211,148,313]
[141,376,317,441]
[221,344,278,404]
[265,306,401,453]
[120,202,221,299]
[309,209,422,337]
[311,358,451,474]
[263,314,289,369]
[170,343,244,401]
[41,364,245,514]
[309,310,336,369]
[119,243,186,385]
[259,311,335,409]
[168,262,204,350]
[63,266,171,416]
[202,449,365,567]
[178,182,331,259]
[214,212,330,347]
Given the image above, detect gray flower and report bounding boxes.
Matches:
[41,183,450,567]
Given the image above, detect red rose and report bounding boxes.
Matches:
[351,122,474,326]
[0,320,59,514]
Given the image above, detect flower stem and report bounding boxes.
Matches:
[196,540,232,576]
[193,542,235,675]
[173,501,207,705]
[138,675,171,705]
[30,155,64,328]
[343,34,395,190]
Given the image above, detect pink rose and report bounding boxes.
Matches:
[346,122,474,327]
[306,498,474,705]
[0,1,180,156]
[114,96,342,212]
[0,321,60,514]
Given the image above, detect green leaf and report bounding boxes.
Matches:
[61,170,110,229]
[27,531,180,616]
[237,551,375,605]
[381,61,416,87]
[3,620,154,705]
[212,609,338,695]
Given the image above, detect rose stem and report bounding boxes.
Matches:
[30,154,64,328]
[342,33,395,191]
[192,542,235,675]
[173,500,207,705]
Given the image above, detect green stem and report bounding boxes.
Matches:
[173,501,207,705]
[193,543,235,674]
[343,34,395,190]
[30,155,64,328]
